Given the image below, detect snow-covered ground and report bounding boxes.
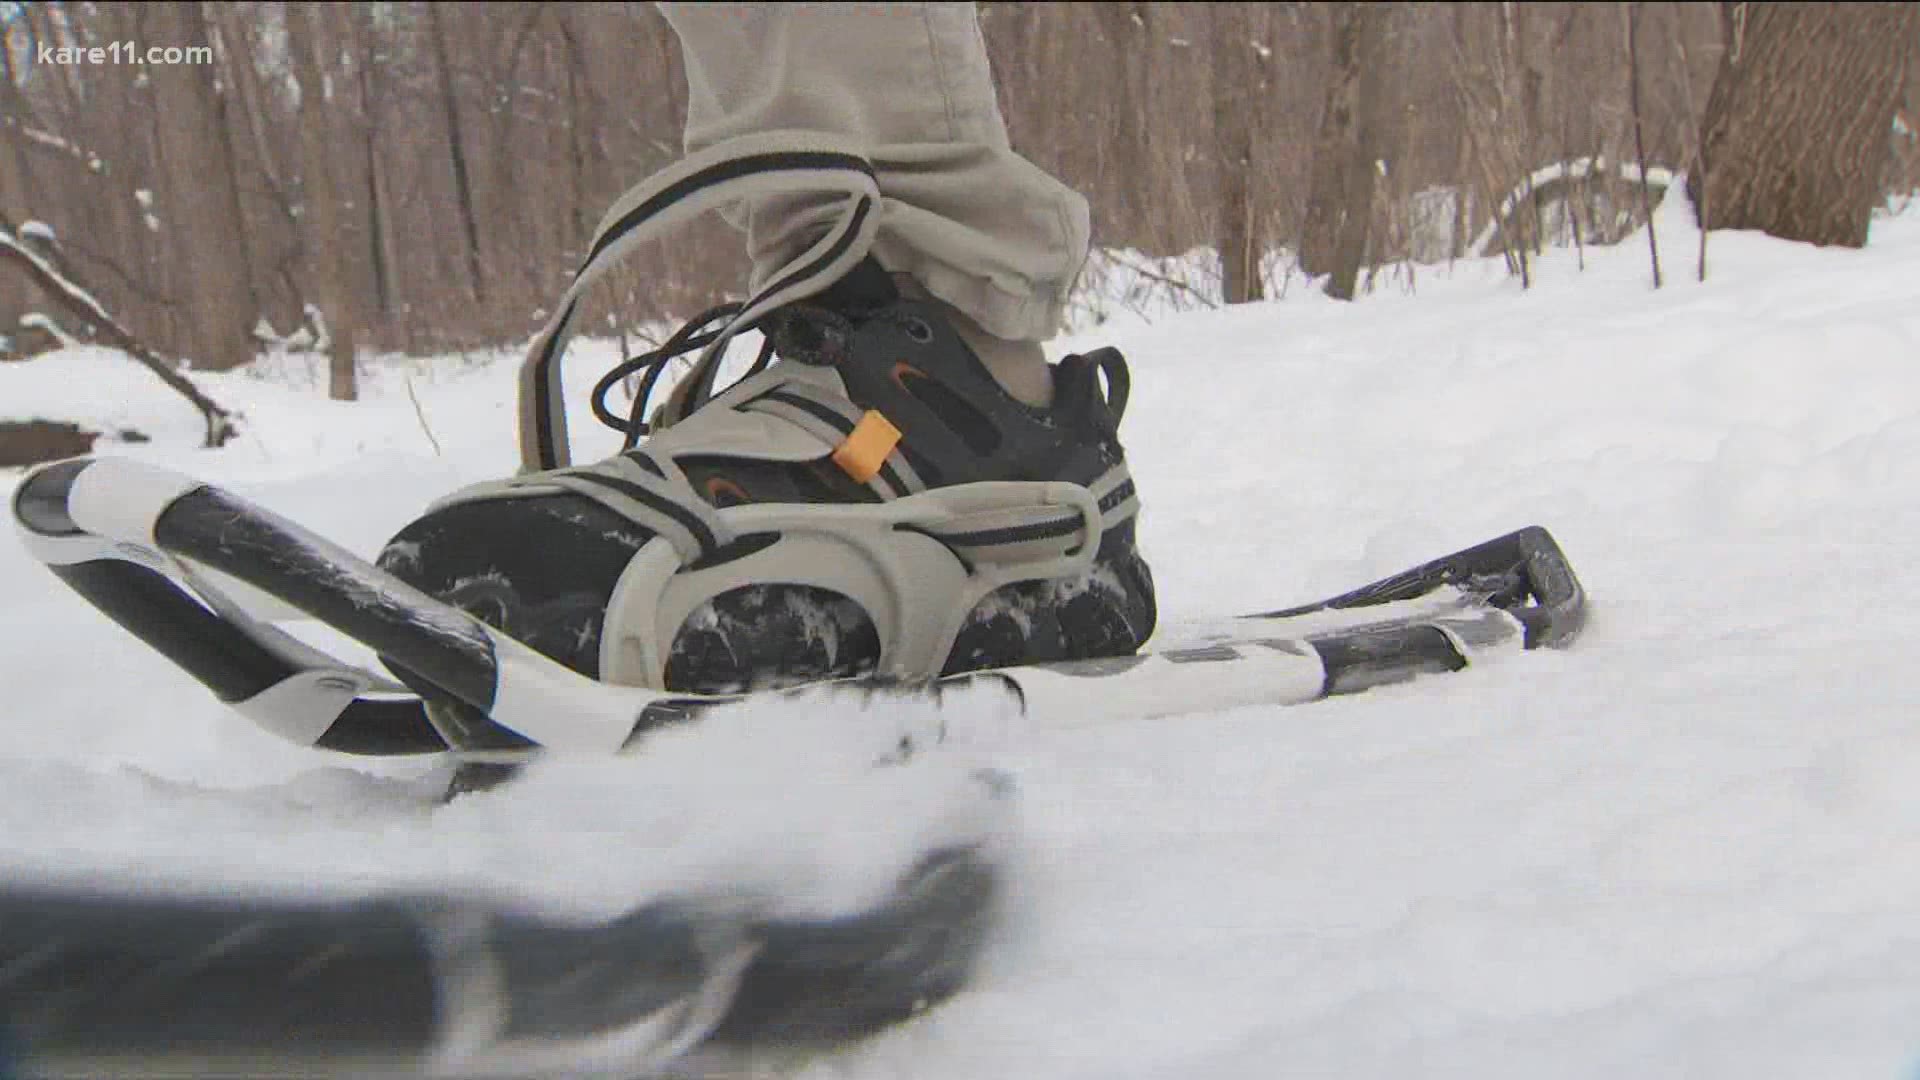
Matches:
[6,193,1920,1078]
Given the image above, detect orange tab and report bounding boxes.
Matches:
[831,410,902,484]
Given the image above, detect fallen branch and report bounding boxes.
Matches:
[0,224,237,447]
[1099,249,1222,310]
[1468,156,1676,258]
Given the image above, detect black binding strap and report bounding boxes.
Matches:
[524,145,881,471]
[564,472,722,556]
[585,151,874,269]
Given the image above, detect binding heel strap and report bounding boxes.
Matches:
[518,131,885,473]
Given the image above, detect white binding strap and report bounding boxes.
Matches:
[520,132,885,473]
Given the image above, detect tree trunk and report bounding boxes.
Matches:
[1210,4,1264,305]
[211,6,287,216]
[0,46,40,230]
[428,2,487,305]
[556,12,597,244]
[1303,3,1389,301]
[1512,3,1547,258]
[209,5,299,341]
[351,4,397,333]
[141,2,257,371]
[491,5,547,296]
[1628,2,1663,288]
[99,1,166,344]
[288,3,358,401]
[1687,2,1920,248]
[1095,4,1151,237]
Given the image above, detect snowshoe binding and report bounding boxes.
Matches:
[375,140,1157,724]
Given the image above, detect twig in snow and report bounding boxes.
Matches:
[403,372,442,457]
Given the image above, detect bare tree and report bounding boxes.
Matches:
[348,4,400,332]
[287,2,359,401]
[1303,3,1395,301]
[427,2,487,305]
[0,56,38,229]
[140,2,257,371]
[16,1,1907,376]
[1688,2,1920,248]
[1627,2,1663,287]
[210,5,296,275]
[1094,4,1154,234]
[1894,45,1920,199]
[1210,4,1264,304]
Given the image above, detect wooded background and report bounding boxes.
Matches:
[2,2,1917,385]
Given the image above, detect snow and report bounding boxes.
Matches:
[6,192,1920,1077]
[15,313,76,348]
[18,126,104,173]
[134,189,162,232]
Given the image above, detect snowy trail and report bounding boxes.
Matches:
[7,197,1920,1077]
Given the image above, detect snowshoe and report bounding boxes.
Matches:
[10,453,1585,762]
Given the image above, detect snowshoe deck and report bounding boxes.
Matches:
[12,457,1587,763]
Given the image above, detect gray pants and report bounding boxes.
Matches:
[656,2,1088,346]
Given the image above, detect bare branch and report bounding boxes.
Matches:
[0,223,236,446]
